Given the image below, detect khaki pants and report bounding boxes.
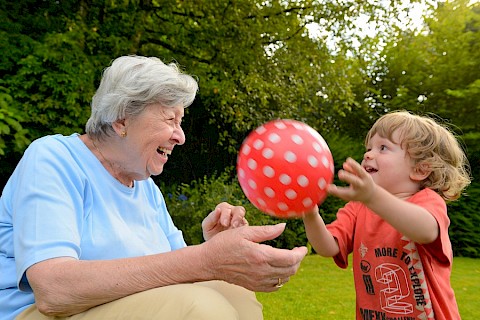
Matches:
[16,281,263,320]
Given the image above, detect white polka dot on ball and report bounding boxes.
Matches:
[291,134,304,145]
[308,155,318,168]
[257,198,266,207]
[256,126,267,135]
[264,187,275,198]
[284,151,297,163]
[279,174,292,185]
[322,156,330,168]
[292,122,305,130]
[268,133,281,144]
[247,158,257,170]
[263,166,275,178]
[285,189,297,200]
[253,139,264,150]
[302,198,313,207]
[318,178,327,189]
[297,175,309,187]
[238,168,245,178]
[242,144,251,155]
[262,148,274,159]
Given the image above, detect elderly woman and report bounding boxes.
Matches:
[0,56,307,320]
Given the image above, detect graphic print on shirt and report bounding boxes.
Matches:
[375,263,413,314]
[358,239,435,320]
[401,236,434,319]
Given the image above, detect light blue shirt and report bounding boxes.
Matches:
[0,134,186,320]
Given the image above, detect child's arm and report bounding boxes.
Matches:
[303,206,340,257]
[328,158,439,244]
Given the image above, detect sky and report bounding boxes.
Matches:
[305,1,431,51]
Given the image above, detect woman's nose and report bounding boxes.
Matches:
[172,125,186,145]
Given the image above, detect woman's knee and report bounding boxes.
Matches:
[179,286,240,320]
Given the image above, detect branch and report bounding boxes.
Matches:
[246,5,312,20]
[261,23,307,46]
[140,37,214,64]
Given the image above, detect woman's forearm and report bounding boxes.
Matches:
[27,245,211,316]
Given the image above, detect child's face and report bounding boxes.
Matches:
[362,129,420,197]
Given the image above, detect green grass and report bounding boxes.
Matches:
[256,255,479,319]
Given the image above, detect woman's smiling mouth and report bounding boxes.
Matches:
[157,147,171,158]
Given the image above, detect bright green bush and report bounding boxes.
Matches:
[162,167,480,258]
[448,181,480,258]
[161,167,345,250]
[161,169,277,246]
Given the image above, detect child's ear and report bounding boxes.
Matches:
[411,162,431,181]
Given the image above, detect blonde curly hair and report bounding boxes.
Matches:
[365,111,471,201]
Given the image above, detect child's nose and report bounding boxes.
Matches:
[364,150,374,160]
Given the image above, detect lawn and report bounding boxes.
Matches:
[256,255,479,319]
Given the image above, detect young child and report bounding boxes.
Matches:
[303,111,470,320]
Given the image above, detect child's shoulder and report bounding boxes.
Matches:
[410,188,443,202]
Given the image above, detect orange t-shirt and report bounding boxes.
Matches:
[327,188,460,320]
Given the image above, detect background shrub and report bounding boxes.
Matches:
[162,167,480,258]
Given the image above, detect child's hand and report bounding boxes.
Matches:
[327,157,376,204]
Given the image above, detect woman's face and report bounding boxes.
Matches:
[119,103,185,181]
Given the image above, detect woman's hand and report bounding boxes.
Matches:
[202,202,248,241]
[201,223,308,292]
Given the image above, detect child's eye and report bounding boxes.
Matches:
[380,145,388,151]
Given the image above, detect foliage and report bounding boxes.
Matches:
[367,0,480,171]
[161,169,275,246]
[0,0,420,183]
[164,164,480,257]
[163,127,365,248]
[448,181,480,257]
[360,1,480,258]
[1,0,479,257]
[0,88,29,155]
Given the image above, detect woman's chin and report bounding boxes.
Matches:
[148,165,165,177]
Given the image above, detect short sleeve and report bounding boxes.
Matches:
[12,137,85,291]
[412,189,452,264]
[326,202,361,268]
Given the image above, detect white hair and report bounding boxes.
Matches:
[86,55,198,138]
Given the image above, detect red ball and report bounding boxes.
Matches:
[237,119,334,218]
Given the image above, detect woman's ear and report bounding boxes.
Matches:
[112,118,127,137]
[410,162,431,181]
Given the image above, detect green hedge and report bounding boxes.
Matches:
[161,169,480,258]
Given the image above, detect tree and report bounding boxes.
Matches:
[367,0,480,168]
[1,0,414,185]
[363,0,480,257]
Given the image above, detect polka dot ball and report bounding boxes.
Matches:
[237,119,334,219]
